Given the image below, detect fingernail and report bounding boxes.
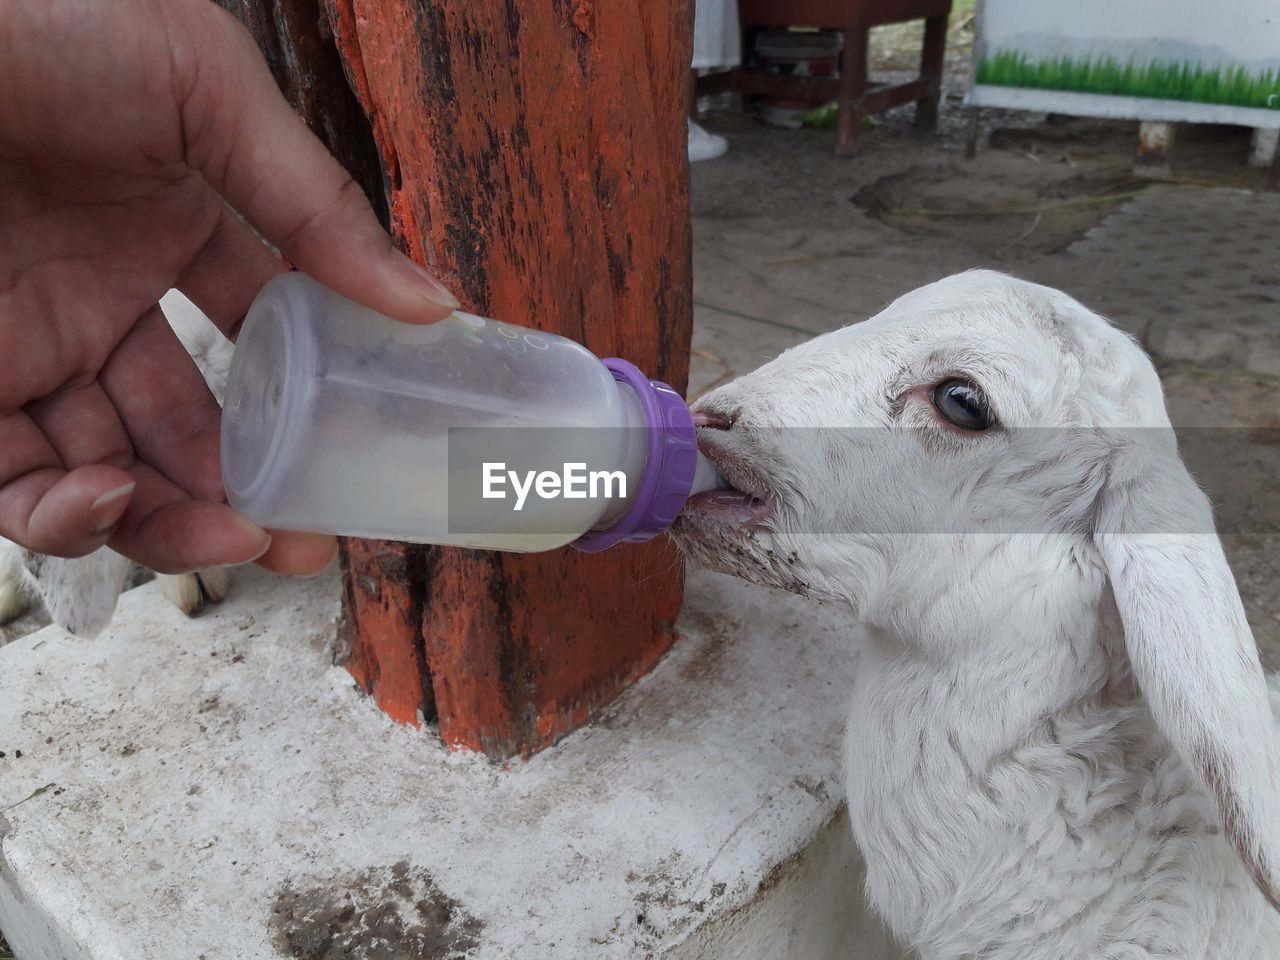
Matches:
[246,534,274,564]
[90,482,136,533]
[392,254,461,310]
[231,514,273,562]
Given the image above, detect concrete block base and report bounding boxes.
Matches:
[1249,127,1279,168]
[0,566,897,959]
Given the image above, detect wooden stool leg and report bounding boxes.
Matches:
[964,107,981,160]
[915,12,948,129]
[836,27,868,156]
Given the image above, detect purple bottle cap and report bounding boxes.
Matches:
[571,358,697,553]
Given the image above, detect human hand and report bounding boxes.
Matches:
[0,0,458,574]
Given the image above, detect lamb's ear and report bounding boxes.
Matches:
[1095,438,1280,909]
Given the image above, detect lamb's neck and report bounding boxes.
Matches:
[842,605,1271,960]
[844,604,1137,953]
[851,606,1119,768]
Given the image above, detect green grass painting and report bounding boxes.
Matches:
[977,50,1280,111]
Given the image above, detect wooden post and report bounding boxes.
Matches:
[835,27,869,157]
[915,12,948,129]
[221,0,695,758]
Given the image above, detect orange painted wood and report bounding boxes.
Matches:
[322,0,695,757]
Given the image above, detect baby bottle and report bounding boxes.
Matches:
[220,272,723,553]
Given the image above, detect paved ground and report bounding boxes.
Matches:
[689,28,1279,663]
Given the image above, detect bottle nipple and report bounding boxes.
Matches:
[690,451,727,495]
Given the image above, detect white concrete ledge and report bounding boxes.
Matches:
[967,85,1280,129]
[0,566,897,959]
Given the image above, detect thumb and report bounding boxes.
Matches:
[170,1,459,324]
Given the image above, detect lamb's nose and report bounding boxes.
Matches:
[693,409,734,430]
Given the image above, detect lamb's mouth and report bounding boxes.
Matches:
[681,435,774,529]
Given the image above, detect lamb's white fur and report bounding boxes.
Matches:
[674,270,1280,958]
[0,539,27,624]
[0,291,234,636]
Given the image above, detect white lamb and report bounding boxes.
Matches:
[674,270,1280,959]
[0,291,234,637]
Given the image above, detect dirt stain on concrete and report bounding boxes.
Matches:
[271,860,483,960]
[852,158,1141,254]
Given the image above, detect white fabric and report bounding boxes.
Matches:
[692,0,741,69]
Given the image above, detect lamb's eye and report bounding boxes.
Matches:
[931,379,993,431]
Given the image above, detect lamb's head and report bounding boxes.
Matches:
[675,270,1163,615]
[673,269,1280,909]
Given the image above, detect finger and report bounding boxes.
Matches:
[105,459,328,574]
[113,501,270,575]
[25,381,134,470]
[0,410,131,555]
[170,2,460,324]
[103,461,270,574]
[22,381,137,555]
[98,305,225,503]
[177,197,284,338]
[0,462,138,557]
[256,531,339,576]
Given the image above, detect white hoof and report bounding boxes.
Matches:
[161,568,231,617]
[196,567,231,605]
[0,539,28,624]
[0,574,28,625]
